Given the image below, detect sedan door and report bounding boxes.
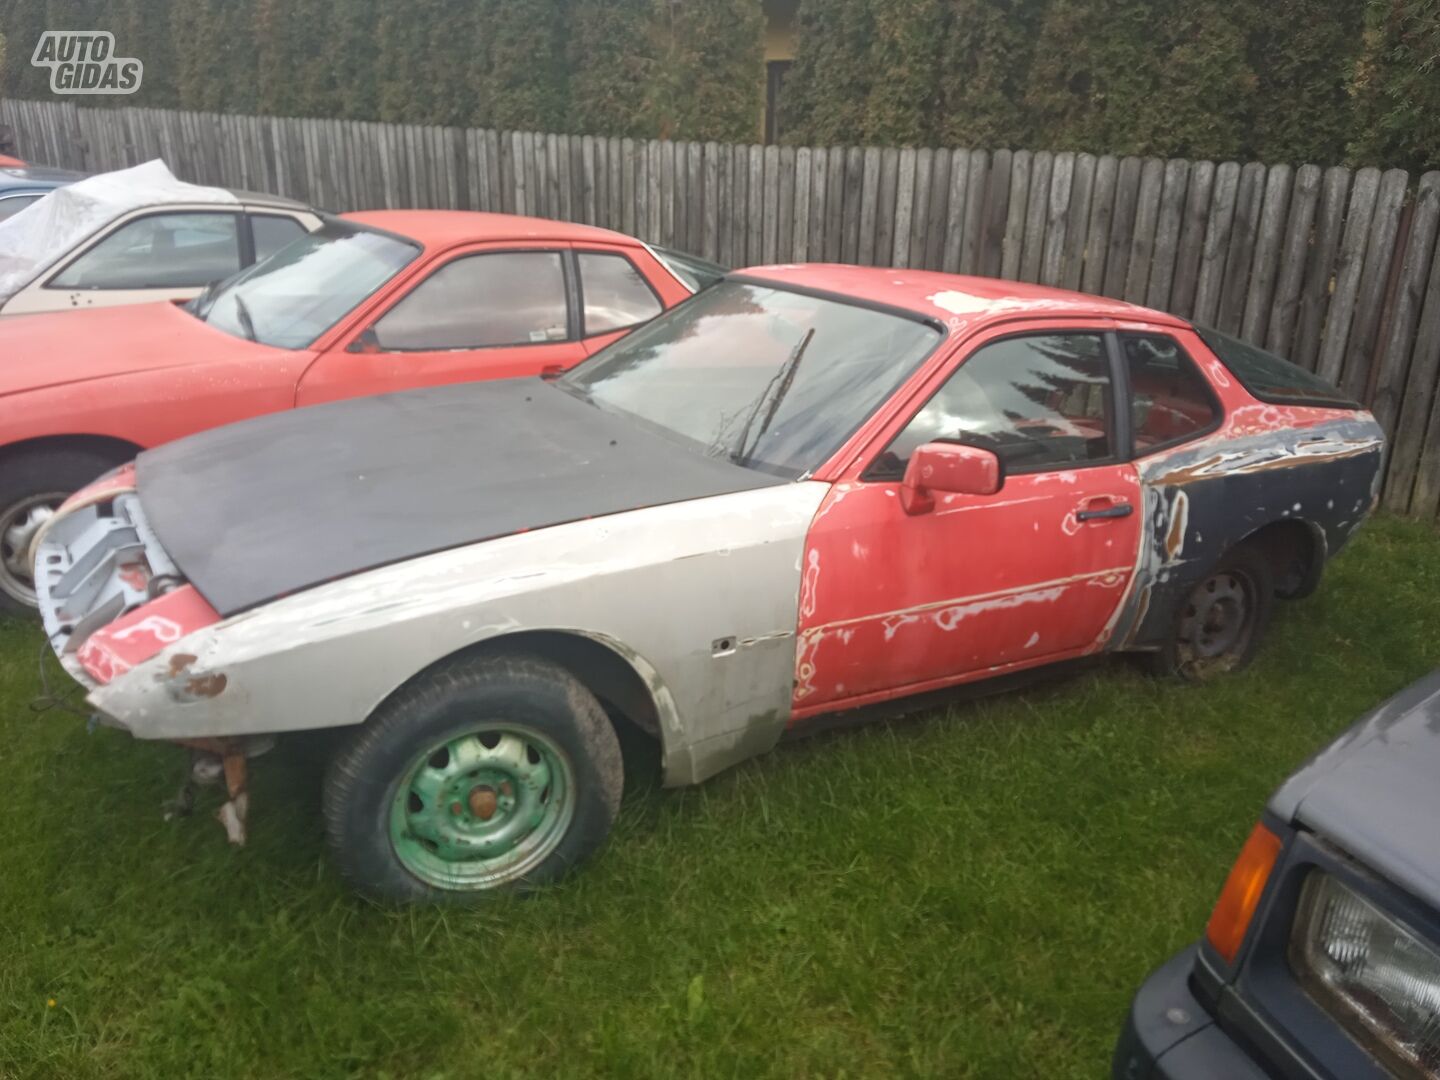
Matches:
[295,244,585,407]
[18,208,246,314]
[794,325,1143,715]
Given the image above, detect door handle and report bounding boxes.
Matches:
[1076,501,1133,522]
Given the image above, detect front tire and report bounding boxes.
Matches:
[1149,545,1274,682]
[323,653,623,904]
[0,447,127,613]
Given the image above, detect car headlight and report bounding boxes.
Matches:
[1289,872,1440,1078]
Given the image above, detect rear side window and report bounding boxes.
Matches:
[1122,334,1221,452]
[251,214,307,262]
[578,252,663,334]
[1196,325,1360,409]
[51,211,242,289]
[374,251,568,351]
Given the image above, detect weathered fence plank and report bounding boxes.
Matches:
[1169,159,1213,319]
[1103,157,1142,298]
[1265,163,1321,358]
[1342,168,1410,401]
[1081,155,1118,296]
[1145,159,1188,311]
[1317,167,1383,384]
[1001,149,1032,281]
[1020,150,1053,285]
[1123,158,1165,303]
[1216,161,1267,335]
[1239,163,1292,344]
[1059,152,1094,291]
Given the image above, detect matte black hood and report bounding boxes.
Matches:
[136,379,783,616]
[1270,671,1440,907]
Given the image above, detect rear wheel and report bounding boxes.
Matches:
[0,448,126,613]
[1149,545,1274,681]
[323,653,623,904]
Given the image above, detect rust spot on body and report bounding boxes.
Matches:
[164,653,228,699]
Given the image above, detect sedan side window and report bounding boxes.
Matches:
[50,212,242,289]
[373,251,568,351]
[1122,334,1221,452]
[578,251,663,334]
[870,333,1113,480]
[251,214,307,262]
[0,193,41,222]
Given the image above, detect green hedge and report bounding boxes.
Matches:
[0,0,762,142]
[1,0,1437,171]
[783,0,1434,172]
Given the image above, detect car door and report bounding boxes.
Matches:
[20,207,246,314]
[793,324,1143,714]
[295,243,584,407]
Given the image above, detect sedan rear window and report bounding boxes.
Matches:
[1196,326,1360,409]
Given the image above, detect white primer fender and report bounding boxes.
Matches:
[88,482,831,786]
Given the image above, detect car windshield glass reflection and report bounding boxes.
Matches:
[197,220,417,349]
[559,281,941,478]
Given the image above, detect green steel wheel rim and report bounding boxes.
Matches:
[388,724,576,891]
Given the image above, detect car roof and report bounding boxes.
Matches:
[228,188,313,211]
[0,165,87,190]
[736,263,1188,331]
[340,209,650,250]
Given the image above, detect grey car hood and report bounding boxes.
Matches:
[136,379,784,616]
[1271,671,1440,907]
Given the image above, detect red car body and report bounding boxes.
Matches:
[0,211,700,607]
[2,211,693,448]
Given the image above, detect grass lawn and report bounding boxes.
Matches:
[2,516,1438,1078]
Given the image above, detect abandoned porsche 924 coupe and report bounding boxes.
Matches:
[33,266,1384,902]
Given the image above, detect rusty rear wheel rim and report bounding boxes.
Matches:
[388,724,575,891]
[1175,568,1257,679]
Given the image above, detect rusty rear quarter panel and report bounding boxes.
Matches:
[1119,406,1384,651]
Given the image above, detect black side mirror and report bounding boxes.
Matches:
[347,328,381,354]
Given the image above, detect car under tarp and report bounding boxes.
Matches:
[0,159,238,300]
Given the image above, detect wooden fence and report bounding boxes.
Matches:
[7,97,1440,522]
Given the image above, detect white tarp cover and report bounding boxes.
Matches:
[0,159,238,299]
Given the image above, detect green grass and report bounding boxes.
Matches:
[2,516,1439,1079]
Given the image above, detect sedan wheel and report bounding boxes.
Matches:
[0,491,66,609]
[324,652,623,903]
[1162,545,1274,681]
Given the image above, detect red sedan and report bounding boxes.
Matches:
[0,211,719,609]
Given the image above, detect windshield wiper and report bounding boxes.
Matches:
[187,279,219,317]
[231,294,258,342]
[731,327,815,468]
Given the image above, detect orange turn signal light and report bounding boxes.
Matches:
[1205,822,1283,964]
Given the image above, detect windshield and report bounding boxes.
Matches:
[559,280,942,478]
[194,220,418,349]
[651,245,727,292]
